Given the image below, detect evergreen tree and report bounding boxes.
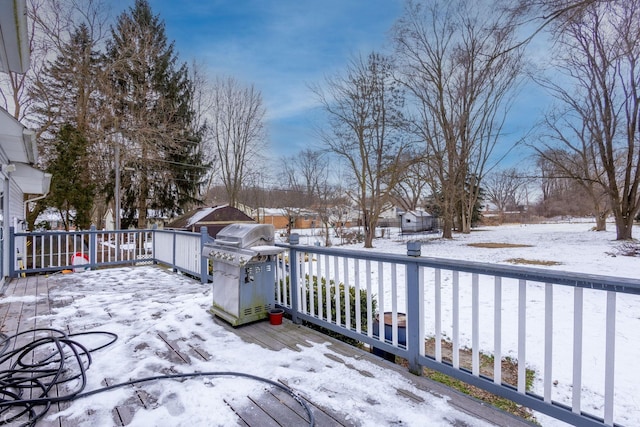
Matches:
[30,23,102,161]
[46,124,95,230]
[104,0,206,228]
[28,23,103,229]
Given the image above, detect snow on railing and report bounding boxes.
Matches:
[276,234,640,427]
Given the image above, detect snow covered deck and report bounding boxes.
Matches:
[0,266,534,426]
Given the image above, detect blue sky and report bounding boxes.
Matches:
[113,0,404,160]
[111,0,548,171]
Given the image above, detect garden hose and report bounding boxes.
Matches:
[0,328,314,427]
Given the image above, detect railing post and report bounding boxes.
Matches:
[9,226,16,278]
[172,230,177,272]
[200,226,209,284]
[289,233,300,324]
[406,241,423,376]
[151,224,158,264]
[89,225,97,271]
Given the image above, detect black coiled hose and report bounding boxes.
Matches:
[0,328,314,427]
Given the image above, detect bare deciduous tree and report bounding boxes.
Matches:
[533,0,640,239]
[484,168,530,223]
[210,76,267,208]
[392,0,525,238]
[280,149,328,205]
[313,52,414,248]
[533,111,610,230]
[280,149,343,245]
[0,0,109,121]
[392,150,430,212]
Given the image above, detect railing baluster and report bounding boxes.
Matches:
[39,234,44,269]
[355,259,361,333]
[544,283,553,403]
[452,271,460,369]
[518,279,527,393]
[305,252,314,316]
[472,273,479,376]
[344,257,350,330]
[494,276,502,385]
[324,254,331,322]
[316,255,329,319]
[572,287,583,414]
[49,233,54,267]
[334,255,341,326]
[435,268,442,362]
[418,265,425,357]
[604,291,616,426]
[300,252,308,314]
[391,264,398,346]
[275,251,282,305]
[366,260,372,337]
[377,261,384,344]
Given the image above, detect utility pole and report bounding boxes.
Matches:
[115,144,120,230]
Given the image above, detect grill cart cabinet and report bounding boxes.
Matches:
[203,224,283,326]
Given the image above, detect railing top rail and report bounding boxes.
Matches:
[277,241,640,295]
[13,228,156,237]
[13,228,201,239]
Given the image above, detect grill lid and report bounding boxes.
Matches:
[214,223,275,248]
[203,223,282,267]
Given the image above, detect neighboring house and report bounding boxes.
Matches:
[257,208,289,229]
[165,205,255,238]
[1,0,52,282]
[256,207,321,230]
[377,205,402,228]
[34,207,65,230]
[103,208,115,230]
[294,209,320,229]
[399,210,434,233]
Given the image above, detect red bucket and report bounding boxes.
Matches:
[268,308,284,325]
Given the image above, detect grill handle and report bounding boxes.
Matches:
[213,239,241,247]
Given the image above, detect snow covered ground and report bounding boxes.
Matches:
[12,220,640,426]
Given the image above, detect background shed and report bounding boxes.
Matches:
[399,210,434,233]
[165,205,255,238]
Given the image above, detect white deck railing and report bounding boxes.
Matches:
[276,235,640,427]
[11,226,209,280]
[10,226,638,426]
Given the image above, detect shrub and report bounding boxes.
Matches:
[278,273,376,346]
[304,275,375,327]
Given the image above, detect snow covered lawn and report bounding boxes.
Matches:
[332,220,640,427]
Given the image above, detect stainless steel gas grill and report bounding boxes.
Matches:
[203,223,284,326]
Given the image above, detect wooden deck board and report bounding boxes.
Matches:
[226,394,283,427]
[0,273,536,427]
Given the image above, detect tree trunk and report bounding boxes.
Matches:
[137,175,148,229]
[615,216,634,240]
[442,216,453,239]
[461,210,471,234]
[323,222,332,247]
[594,212,607,232]
[363,211,374,248]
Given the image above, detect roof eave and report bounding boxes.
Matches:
[0,0,30,74]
